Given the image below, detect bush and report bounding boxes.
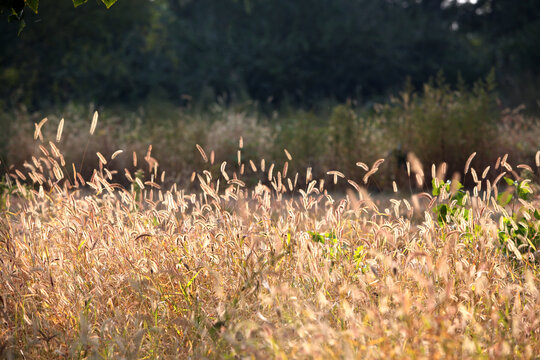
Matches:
[378,72,500,186]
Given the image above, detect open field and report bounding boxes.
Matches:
[1,116,539,359]
[2,1,540,358]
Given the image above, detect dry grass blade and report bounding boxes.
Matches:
[34,117,48,140]
[517,164,533,172]
[471,167,478,183]
[372,158,385,170]
[111,150,123,159]
[348,179,361,192]
[228,179,245,187]
[196,144,208,163]
[135,177,145,189]
[56,118,64,142]
[436,162,447,180]
[363,168,378,184]
[268,163,274,181]
[250,160,257,172]
[407,152,423,177]
[415,173,424,187]
[15,169,26,181]
[481,166,490,179]
[464,152,476,175]
[493,171,507,187]
[327,170,345,178]
[284,149,292,161]
[90,111,98,135]
[96,152,107,165]
[356,162,369,171]
[220,161,230,181]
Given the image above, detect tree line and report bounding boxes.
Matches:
[0,0,538,110]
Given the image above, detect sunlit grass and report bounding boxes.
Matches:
[0,116,539,358]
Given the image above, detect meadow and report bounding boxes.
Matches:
[1,80,540,358]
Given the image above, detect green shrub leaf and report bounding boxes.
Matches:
[100,0,117,8]
[503,177,515,186]
[25,0,39,13]
[72,0,89,7]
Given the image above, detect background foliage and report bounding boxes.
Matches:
[1,0,539,110]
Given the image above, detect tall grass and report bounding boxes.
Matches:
[0,112,539,358]
[2,76,539,193]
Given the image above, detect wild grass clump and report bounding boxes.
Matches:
[0,115,539,358]
[3,75,539,192]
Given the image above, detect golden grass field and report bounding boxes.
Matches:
[1,113,539,359]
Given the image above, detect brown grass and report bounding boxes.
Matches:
[0,119,539,359]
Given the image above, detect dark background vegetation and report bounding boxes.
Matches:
[1,0,539,190]
[1,0,539,110]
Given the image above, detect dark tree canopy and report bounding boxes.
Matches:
[0,0,538,110]
[0,0,117,33]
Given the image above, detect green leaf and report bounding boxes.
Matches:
[8,14,20,23]
[101,0,117,8]
[309,231,325,244]
[434,204,449,225]
[73,0,89,7]
[463,209,470,221]
[78,238,87,251]
[186,269,202,288]
[497,192,513,207]
[432,179,439,196]
[503,177,515,186]
[517,182,532,200]
[17,18,25,35]
[453,191,466,206]
[534,209,540,220]
[25,0,38,13]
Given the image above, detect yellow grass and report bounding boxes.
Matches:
[0,125,539,359]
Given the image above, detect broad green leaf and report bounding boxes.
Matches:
[73,0,89,8]
[25,0,38,13]
[464,209,470,220]
[503,177,515,186]
[517,182,532,200]
[431,179,439,196]
[497,192,513,207]
[101,0,117,8]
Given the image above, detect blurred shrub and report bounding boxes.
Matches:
[2,76,538,191]
[496,105,540,165]
[379,72,500,184]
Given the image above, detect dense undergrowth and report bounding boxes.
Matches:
[0,110,539,358]
[2,75,539,193]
